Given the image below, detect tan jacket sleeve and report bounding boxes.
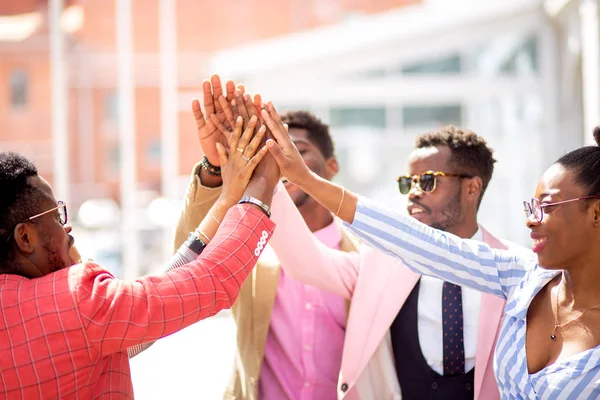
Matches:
[173,162,223,250]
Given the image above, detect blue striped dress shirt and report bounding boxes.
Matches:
[346,196,600,400]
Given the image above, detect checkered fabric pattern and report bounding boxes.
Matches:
[0,204,274,399]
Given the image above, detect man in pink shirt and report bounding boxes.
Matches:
[173,76,357,399]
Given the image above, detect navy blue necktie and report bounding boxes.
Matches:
[442,281,465,376]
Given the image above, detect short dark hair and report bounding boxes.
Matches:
[281,110,335,159]
[0,152,43,261]
[415,125,496,206]
[555,126,600,198]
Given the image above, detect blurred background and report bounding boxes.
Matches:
[1,0,599,398]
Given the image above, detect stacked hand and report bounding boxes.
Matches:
[261,102,312,186]
[192,75,281,207]
[216,115,268,206]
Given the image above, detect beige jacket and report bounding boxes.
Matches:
[173,164,357,400]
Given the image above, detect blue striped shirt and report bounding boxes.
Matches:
[346,196,600,400]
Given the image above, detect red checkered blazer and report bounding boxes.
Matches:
[0,204,274,399]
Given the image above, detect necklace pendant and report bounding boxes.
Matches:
[550,334,557,340]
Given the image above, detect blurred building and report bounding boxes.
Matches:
[0,0,418,208]
[0,0,598,273]
[203,0,600,245]
[0,0,419,276]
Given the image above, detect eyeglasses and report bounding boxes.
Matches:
[4,201,68,243]
[523,196,600,222]
[396,170,473,195]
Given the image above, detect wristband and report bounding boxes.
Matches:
[238,196,271,218]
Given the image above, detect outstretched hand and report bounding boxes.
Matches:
[193,75,240,167]
[215,115,268,206]
[261,102,312,186]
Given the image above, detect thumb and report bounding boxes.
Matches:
[216,142,228,166]
[266,139,288,168]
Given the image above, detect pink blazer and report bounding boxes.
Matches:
[269,185,519,400]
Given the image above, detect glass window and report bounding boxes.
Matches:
[398,54,462,75]
[10,70,28,108]
[468,34,538,76]
[402,105,463,130]
[105,92,119,123]
[107,144,120,175]
[499,35,538,75]
[329,107,386,129]
[146,140,162,165]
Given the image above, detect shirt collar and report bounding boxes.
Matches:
[503,263,560,320]
[471,226,483,242]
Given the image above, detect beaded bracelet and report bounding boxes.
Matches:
[200,156,221,176]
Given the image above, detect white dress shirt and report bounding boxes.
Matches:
[417,227,483,375]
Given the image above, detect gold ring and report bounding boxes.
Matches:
[236,147,244,153]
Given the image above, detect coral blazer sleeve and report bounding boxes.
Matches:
[73,204,274,356]
[173,163,223,250]
[269,183,360,300]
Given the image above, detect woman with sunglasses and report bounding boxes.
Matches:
[262,102,600,399]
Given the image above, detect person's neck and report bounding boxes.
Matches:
[560,252,600,308]
[0,258,37,278]
[298,202,335,233]
[446,215,479,239]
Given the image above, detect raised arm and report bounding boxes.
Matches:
[270,183,360,300]
[75,204,274,356]
[263,102,532,299]
[175,75,265,249]
[126,104,272,357]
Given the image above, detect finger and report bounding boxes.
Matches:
[216,142,228,167]
[228,116,244,154]
[244,93,261,121]
[235,89,249,121]
[237,84,245,95]
[266,102,286,131]
[192,98,205,129]
[218,95,236,129]
[202,80,215,116]
[226,80,236,102]
[211,75,228,126]
[266,138,286,167]
[253,94,263,111]
[211,75,224,103]
[248,145,269,169]
[245,125,267,158]
[238,115,258,151]
[261,108,287,144]
[194,98,218,140]
[231,99,239,119]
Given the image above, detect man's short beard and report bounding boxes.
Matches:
[429,190,463,232]
[43,238,68,273]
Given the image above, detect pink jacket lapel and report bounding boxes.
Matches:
[473,228,508,400]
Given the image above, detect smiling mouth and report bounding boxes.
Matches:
[409,208,425,215]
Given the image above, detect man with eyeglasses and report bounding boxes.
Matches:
[266,125,531,399]
[0,149,278,398]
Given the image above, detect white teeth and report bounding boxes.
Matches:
[532,238,547,246]
[411,208,423,215]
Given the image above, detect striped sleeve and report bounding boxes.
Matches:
[346,196,532,299]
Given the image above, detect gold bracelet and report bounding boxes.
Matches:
[335,187,345,216]
[195,229,211,244]
[211,214,221,225]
